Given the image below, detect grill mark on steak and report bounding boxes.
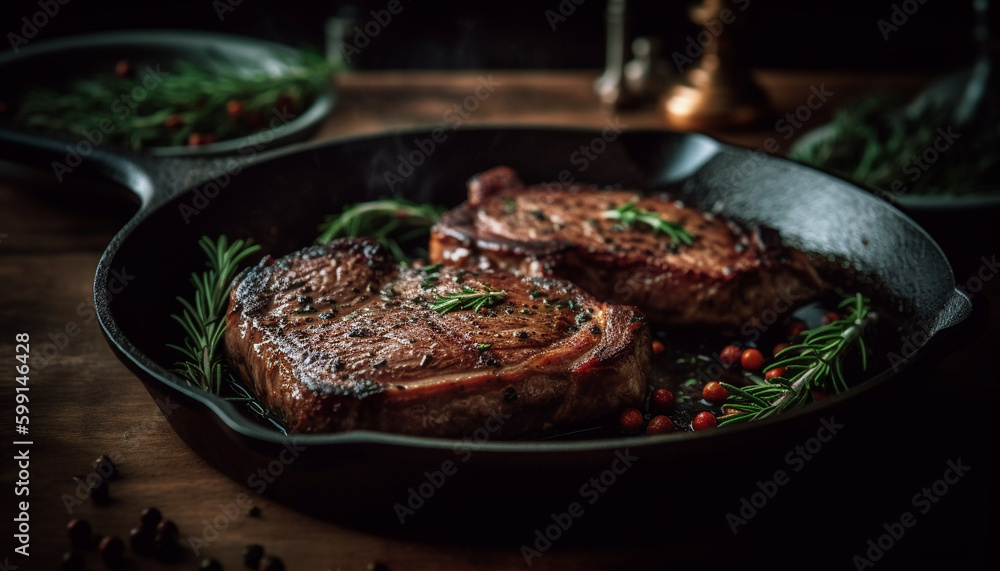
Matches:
[429,166,824,331]
[225,238,651,436]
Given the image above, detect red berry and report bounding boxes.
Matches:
[692,411,717,431]
[764,367,787,380]
[188,133,217,146]
[822,311,840,325]
[651,388,674,411]
[115,59,133,78]
[702,381,729,403]
[740,348,764,371]
[788,321,808,337]
[227,100,245,119]
[645,415,674,434]
[651,340,665,355]
[720,344,741,365]
[812,390,827,401]
[164,115,182,129]
[619,408,644,434]
[0,100,8,114]
[772,342,791,357]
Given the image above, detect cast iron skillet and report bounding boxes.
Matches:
[0,125,980,556]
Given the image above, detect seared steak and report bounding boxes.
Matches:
[225,238,651,436]
[430,167,823,331]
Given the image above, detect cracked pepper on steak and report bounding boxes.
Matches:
[224,238,651,436]
[429,166,823,331]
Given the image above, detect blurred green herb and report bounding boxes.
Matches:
[789,93,1000,196]
[316,198,446,262]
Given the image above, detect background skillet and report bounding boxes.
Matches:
[0,29,336,157]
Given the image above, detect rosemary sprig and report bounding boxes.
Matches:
[430,285,507,315]
[602,202,695,245]
[167,235,261,395]
[718,294,873,426]
[316,198,445,262]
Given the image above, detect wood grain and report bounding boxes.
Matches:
[1,70,996,571]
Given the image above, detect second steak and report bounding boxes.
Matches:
[430,166,823,331]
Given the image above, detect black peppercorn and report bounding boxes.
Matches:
[259,556,285,571]
[79,475,109,505]
[139,506,162,531]
[367,562,390,571]
[60,551,85,571]
[153,519,181,561]
[98,535,125,567]
[156,519,180,543]
[155,519,179,543]
[66,518,92,548]
[129,526,154,556]
[153,532,180,562]
[93,454,117,479]
[249,506,261,518]
[201,558,224,571]
[242,544,264,568]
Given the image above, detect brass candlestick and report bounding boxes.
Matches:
[659,0,769,130]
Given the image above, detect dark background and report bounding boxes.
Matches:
[1,2,996,571]
[0,0,986,70]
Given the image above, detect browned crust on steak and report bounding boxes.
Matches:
[430,167,823,331]
[225,238,651,437]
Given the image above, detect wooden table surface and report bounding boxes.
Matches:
[1,70,997,571]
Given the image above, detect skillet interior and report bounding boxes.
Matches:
[93,127,972,544]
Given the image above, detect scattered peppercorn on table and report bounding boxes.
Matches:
[1,70,996,571]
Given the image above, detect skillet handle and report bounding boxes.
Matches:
[909,287,986,370]
[0,126,256,211]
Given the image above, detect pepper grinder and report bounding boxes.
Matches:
[659,0,769,130]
